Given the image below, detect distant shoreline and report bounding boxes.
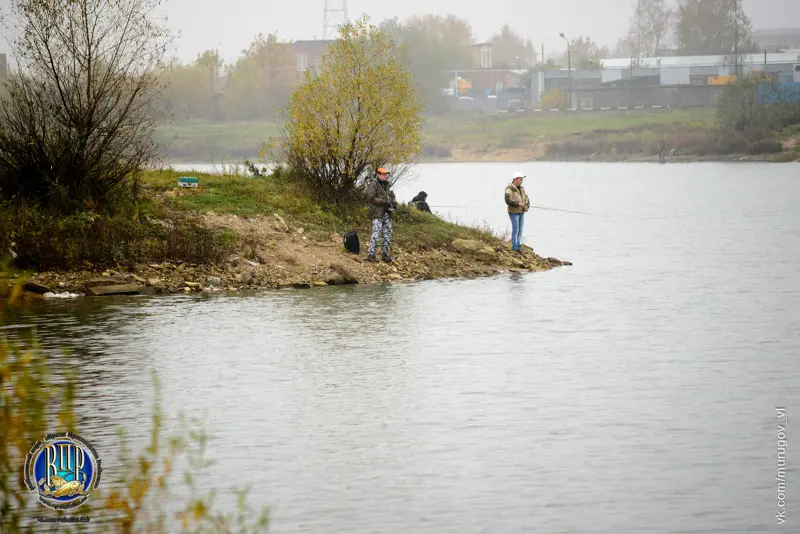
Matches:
[154,112,800,165]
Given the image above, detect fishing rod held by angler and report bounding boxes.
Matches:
[429,204,608,218]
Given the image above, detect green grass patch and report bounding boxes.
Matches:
[423,109,717,147]
[154,120,280,161]
[155,110,719,161]
[142,170,502,253]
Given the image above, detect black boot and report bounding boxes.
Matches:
[382,253,393,263]
[366,254,378,263]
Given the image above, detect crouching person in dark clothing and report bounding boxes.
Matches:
[366,167,397,263]
[410,191,432,213]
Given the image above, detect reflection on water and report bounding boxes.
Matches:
[3,163,800,533]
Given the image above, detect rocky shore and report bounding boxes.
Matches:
[3,212,570,300]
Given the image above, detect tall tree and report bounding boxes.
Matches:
[625,0,674,58]
[379,14,474,114]
[675,0,756,55]
[559,36,610,69]
[0,0,173,211]
[222,33,295,121]
[160,54,217,121]
[490,25,537,68]
[402,14,474,70]
[277,15,422,205]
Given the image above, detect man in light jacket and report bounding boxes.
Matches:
[504,171,530,253]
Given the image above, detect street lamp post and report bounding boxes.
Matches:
[559,32,571,110]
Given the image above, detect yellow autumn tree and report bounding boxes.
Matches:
[277,15,423,205]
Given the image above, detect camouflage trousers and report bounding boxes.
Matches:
[367,214,393,257]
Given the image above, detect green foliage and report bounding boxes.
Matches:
[380,14,475,115]
[0,201,237,270]
[490,25,537,69]
[0,0,173,213]
[160,54,220,122]
[540,88,567,110]
[675,0,756,55]
[716,72,800,141]
[620,0,674,57]
[221,34,295,121]
[277,15,423,206]
[424,109,716,146]
[558,36,610,69]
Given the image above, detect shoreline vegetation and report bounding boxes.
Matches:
[1,169,570,300]
[155,110,800,165]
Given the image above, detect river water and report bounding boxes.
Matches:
[3,162,799,533]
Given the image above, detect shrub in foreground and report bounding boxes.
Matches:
[0,271,269,532]
[0,0,172,213]
[0,203,237,270]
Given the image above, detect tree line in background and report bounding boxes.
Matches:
[616,0,756,59]
[155,0,760,123]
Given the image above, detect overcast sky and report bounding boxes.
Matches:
[2,0,799,64]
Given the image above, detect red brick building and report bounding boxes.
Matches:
[289,40,335,74]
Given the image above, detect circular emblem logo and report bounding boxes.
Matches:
[24,432,103,511]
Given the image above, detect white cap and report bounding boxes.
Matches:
[512,171,526,179]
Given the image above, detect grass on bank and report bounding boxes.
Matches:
[145,169,501,251]
[423,108,716,145]
[0,169,502,271]
[153,120,282,162]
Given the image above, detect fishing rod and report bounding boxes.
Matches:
[428,204,608,218]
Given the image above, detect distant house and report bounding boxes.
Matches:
[289,40,334,74]
[444,42,527,97]
[473,42,492,69]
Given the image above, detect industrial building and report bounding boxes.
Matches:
[531,50,800,110]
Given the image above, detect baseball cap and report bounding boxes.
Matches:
[512,171,526,179]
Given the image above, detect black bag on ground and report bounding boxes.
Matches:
[343,231,360,254]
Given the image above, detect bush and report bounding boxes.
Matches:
[0,203,237,270]
[714,131,750,155]
[420,144,453,159]
[0,283,270,531]
[748,138,784,155]
[276,15,422,206]
[540,88,567,110]
[0,0,173,213]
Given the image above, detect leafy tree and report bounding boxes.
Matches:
[559,36,609,69]
[379,14,474,115]
[717,71,800,139]
[675,0,756,55]
[540,88,567,110]
[222,33,295,121]
[0,0,173,212]
[276,15,422,206]
[490,25,537,69]
[160,52,220,122]
[623,0,675,58]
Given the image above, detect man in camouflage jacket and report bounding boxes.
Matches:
[365,167,397,263]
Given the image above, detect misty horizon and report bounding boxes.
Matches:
[1,0,799,66]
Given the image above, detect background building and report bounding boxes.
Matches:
[752,28,800,52]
